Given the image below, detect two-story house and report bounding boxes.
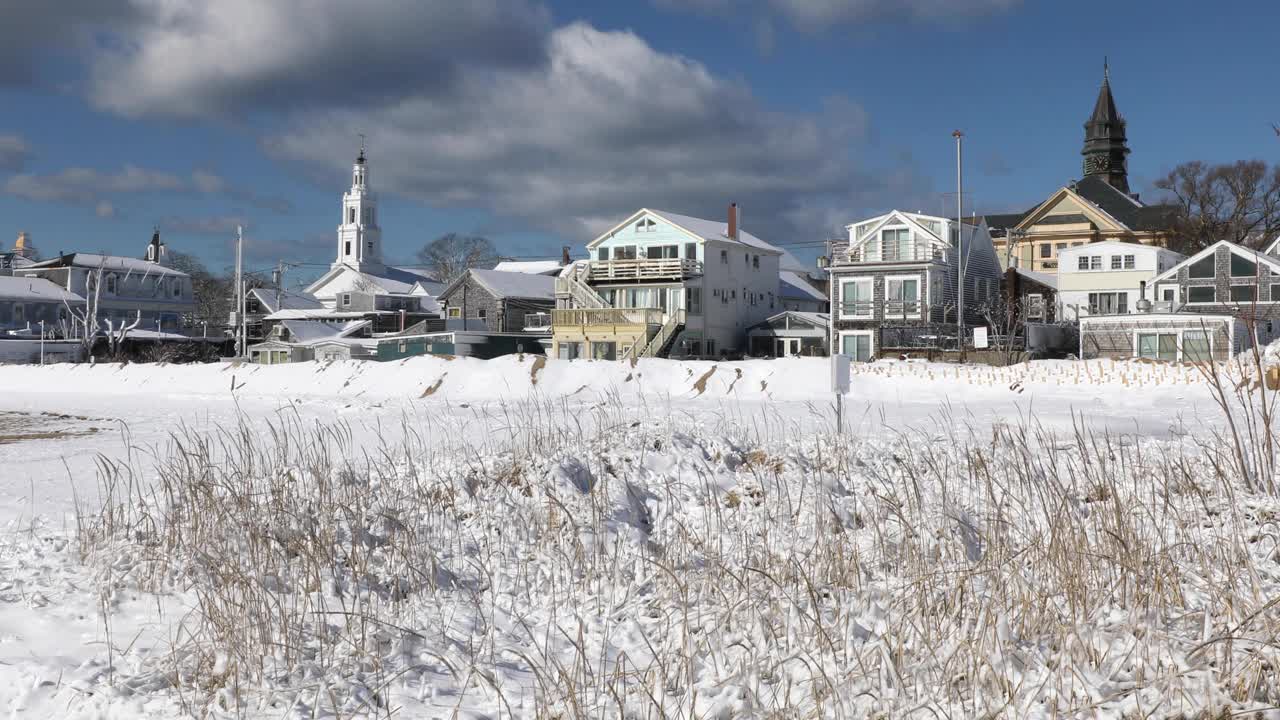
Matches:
[826,210,1003,362]
[16,231,195,333]
[1056,241,1184,321]
[552,204,782,360]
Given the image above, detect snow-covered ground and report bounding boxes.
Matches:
[1,356,1274,718]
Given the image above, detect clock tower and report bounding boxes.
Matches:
[1081,60,1131,194]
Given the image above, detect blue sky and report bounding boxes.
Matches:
[0,0,1275,287]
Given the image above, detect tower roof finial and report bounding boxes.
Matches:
[357,133,366,164]
[1104,56,1109,82]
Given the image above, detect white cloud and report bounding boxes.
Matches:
[85,0,550,117]
[95,201,117,218]
[267,23,890,243]
[3,165,187,203]
[0,133,31,171]
[652,0,1021,30]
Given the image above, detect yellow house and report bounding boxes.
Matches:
[987,64,1177,271]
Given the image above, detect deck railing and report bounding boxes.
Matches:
[552,308,664,328]
[585,258,701,282]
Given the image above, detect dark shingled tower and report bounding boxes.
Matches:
[1081,60,1131,194]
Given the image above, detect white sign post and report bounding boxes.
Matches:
[831,353,851,433]
[973,326,989,350]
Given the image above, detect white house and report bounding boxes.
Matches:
[1055,241,1184,320]
[304,147,443,311]
[552,204,783,359]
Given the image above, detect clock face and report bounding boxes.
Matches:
[1094,156,1111,171]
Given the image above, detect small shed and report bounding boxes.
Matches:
[746,311,830,357]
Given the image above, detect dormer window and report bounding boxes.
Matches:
[881,228,912,262]
[635,218,657,233]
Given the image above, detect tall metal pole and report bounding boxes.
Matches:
[953,130,966,363]
[234,224,244,358]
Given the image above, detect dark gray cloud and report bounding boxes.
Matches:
[266,23,902,246]
[0,134,31,171]
[85,0,551,117]
[0,1,138,86]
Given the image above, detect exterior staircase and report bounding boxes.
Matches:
[555,263,608,309]
[624,309,686,359]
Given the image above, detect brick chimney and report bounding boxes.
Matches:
[728,202,739,240]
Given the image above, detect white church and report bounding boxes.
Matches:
[304,147,443,310]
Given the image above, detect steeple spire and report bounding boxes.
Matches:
[1081,60,1131,193]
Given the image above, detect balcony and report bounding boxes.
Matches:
[827,241,942,266]
[584,258,702,282]
[839,301,923,320]
[552,308,664,328]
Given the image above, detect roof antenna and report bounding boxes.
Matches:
[1103,56,1109,82]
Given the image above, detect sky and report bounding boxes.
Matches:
[0,0,1276,287]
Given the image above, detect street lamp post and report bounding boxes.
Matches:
[953,130,966,363]
[39,320,45,365]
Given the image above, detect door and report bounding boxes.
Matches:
[774,338,801,357]
[840,332,874,362]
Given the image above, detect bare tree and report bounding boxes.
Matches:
[61,263,142,361]
[415,233,498,284]
[168,251,232,333]
[1155,160,1280,253]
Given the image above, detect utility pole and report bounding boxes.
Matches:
[953,130,966,363]
[234,225,244,358]
[273,261,284,313]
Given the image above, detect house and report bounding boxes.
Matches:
[1056,241,1184,320]
[987,66,1178,270]
[1004,267,1059,324]
[0,276,83,335]
[437,268,556,335]
[375,328,546,360]
[303,146,444,310]
[826,210,1003,362]
[746,311,829,357]
[779,251,828,313]
[552,204,783,360]
[1079,239,1280,363]
[247,319,372,364]
[16,230,195,333]
[243,288,324,342]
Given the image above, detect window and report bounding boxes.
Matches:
[1078,256,1090,271]
[341,293,351,307]
[882,229,912,262]
[345,241,352,256]
[635,218,657,232]
[1162,288,1176,302]
[1087,292,1128,315]
[447,307,461,318]
[687,287,702,315]
[1189,256,1215,279]
[752,255,759,270]
[172,279,181,298]
[840,332,874,362]
[13,303,24,323]
[684,243,697,260]
[1090,256,1102,270]
[1111,255,1122,270]
[1137,333,1178,362]
[348,208,356,224]
[558,342,583,360]
[650,245,679,259]
[1230,285,1256,303]
[598,247,609,261]
[1231,253,1257,278]
[1124,255,1135,270]
[720,249,728,264]
[1187,286,1216,303]
[614,246,637,260]
[591,341,616,361]
[886,277,920,317]
[367,241,373,253]
[745,253,749,266]
[477,308,487,321]
[1040,244,1051,259]
[1183,330,1212,362]
[105,273,118,295]
[1272,284,1280,302]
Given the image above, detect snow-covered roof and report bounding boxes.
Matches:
[264,309,378,321]
[247,288,323,314]
[281,319,370,345]
[458,269,555,300]
[24,253,189,278]
[492,260,564,276]
[648,209,784,255]
[308,264,443,297]
[1013,267,1058,290]
[0,276,85,303]
[780,271,827,302]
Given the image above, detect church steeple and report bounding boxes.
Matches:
[1081,59,1131,193]
[334,142,382,270]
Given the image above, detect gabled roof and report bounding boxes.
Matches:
[441,268,555,302]
[247,288,323,314]
[587,208,784,255]
[280,319,370,345]
[1012,267,1058,290]
[0,276,85,303]
[780,270,827,302]
[305,264,443,297]
[748,310,830,331]
[846,210,964,249]
[1149,239,1280,285]
[23,253,188,278]
[1071,176,1176,232]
